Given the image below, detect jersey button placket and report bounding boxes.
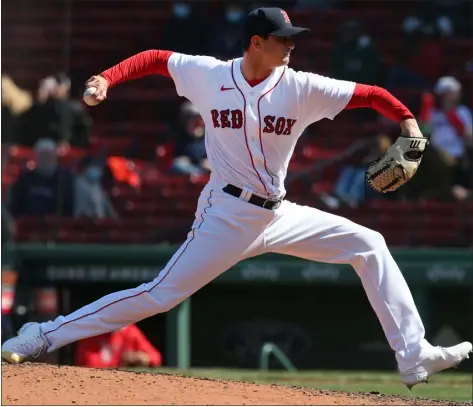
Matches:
[247,102,258,140]
[246,103,264,171]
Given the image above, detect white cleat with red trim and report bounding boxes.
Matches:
[400,341,472,390]
[1,322,49,364]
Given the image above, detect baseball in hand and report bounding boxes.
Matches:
[83,87,99,106]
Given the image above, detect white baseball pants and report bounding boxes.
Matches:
[40,179,427,371]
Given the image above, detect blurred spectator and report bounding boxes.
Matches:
[161,2,207,55]
[1,75,33,145]
[17,73,92,148]
[320,135,390,209]
[404,76,472,201]
[331,20,381,85]
[208,2,247,60]
[74,156,117,219]
[434,0,473,37]
[75,324,162,368]
[402,0,473,40]
[403,3,454,38]
[169,102,210,176]
[429,77,472,192]
[399,4,449,85]
[428,77,472,155]
[9,138,75,217]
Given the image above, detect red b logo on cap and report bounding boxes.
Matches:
[281,10,291,23]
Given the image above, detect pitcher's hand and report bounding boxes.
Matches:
[84,75,109,104]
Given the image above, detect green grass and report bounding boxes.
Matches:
[128,367,473,403]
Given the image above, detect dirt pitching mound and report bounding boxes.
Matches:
[1,363,465,405]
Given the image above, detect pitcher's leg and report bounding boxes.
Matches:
[38,189,267,353]
[266,201,426,371]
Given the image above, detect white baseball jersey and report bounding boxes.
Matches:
[167,53,356,199]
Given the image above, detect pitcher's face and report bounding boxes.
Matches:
[252,35,295,68]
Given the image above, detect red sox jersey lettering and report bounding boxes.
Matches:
[262,116,297,135]
[211,109,243,129]
[211,109,297,136]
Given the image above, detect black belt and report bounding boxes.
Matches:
[222,184,282,210]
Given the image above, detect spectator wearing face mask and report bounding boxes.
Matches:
[169,102,210,176]
[208,2,247,60]
[8,138,75,217]
[161,2,206,55]
[74,156,117,219]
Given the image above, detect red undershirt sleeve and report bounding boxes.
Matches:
[100,50,174,87]
[345,83,415,123]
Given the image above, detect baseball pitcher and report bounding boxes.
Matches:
[3,8,471,389]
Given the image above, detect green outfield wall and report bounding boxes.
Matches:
[4,244,473,371]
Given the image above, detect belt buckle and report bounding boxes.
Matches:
[263,199,281,210]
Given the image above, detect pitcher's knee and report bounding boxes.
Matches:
[145,285,185,313]
[155,300,177,313]
[348,227,390,273]
[353,225,388,252]
[147,294,180,314]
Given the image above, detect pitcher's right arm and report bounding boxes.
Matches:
[84,50,221,105]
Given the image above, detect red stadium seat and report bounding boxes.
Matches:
[374,216,414,247]
[412,216,466,247]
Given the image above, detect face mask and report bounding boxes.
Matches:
[173,3,191,18]
[85,167,103,183]
[226,9,244,22]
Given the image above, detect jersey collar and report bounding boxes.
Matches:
[231,58,285,96]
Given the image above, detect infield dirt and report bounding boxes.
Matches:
[1,363,468,405]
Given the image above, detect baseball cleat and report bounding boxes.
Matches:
[1,322,48,364]
[400,341,472,390]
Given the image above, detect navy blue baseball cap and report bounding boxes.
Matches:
[244,7,310,38]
